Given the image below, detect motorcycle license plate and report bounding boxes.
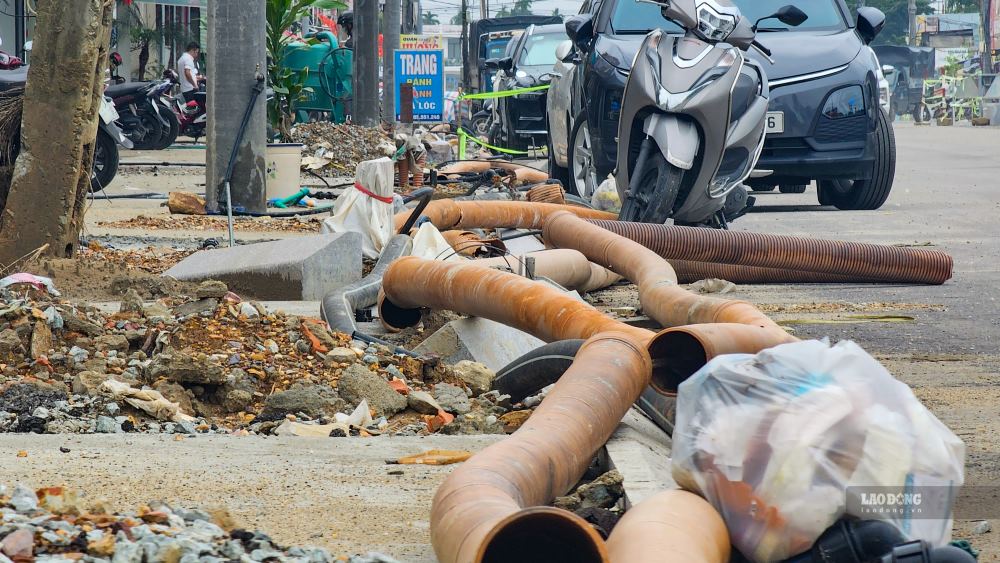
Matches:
[766,111,784,134]
[99,99,119,124]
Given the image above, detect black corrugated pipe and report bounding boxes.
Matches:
[492,339,675,434]
[492,340,584,402]
[398,187,435,234]
[320,234,413,349]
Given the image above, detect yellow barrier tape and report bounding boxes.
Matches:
[458,127,534,156]
[458,84,551,101]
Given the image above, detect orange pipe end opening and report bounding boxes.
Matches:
[476,506,609,563]
[648,328,708,395]
[377,290,422,332]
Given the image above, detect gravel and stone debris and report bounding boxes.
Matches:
[0,275,530,438]
[0,484,404,562]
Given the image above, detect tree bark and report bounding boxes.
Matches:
[0,0,113,267]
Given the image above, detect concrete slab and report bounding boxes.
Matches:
[605,408,677,507]
[163,233,362,300]
[0,433,504,562]
[413,318,546,372]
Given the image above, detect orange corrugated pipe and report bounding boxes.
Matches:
[392,200,618,233]
[543,212,796,392]
[379,257,651,344]
[432,332,649,563]
[668,259,885,284]
[438,160,551,184]
[606,490,731,563]
[588,219,953,285]
[378,258,789,562]
[472,249,623,293]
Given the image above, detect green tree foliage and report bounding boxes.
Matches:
[266,0,347,141]
[865,0,935,45]
[422,11,441,24]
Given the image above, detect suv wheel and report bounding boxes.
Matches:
[568,112,599,198]
[817,108,896,210]
[778,184,807,194]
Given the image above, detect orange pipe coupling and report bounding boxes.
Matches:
[606,490,731,563]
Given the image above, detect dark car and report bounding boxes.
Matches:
[486,24,567,151]
[548,0,895,210]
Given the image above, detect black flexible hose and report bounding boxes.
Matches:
[397,187,434,234]
[492,340,584,403]
[493,339,675,433]
[498,230,542,242]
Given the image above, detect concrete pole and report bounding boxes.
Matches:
[206,0,267,214]
[384,0,401,125]
[355,0,380,125]
[909,0,918,45]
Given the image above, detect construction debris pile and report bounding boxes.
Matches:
[97,215,324,234]
[292,123,395,174]
[0,275,525,438]
[0,484,400,563]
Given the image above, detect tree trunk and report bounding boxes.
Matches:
[0,0,114,267]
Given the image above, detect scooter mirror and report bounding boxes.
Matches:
[775,5,808,27]
[484,58,502,70]
[555,40,574,63]
[565,14,595,52]
[882,64,896,76]
[498,57,514,72]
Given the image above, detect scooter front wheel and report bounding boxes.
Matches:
[620,138,684,224]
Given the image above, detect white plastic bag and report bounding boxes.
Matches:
[322,157,395,259]
[672,339,965,562]
[410,223,466,262]
[591,174,621,212]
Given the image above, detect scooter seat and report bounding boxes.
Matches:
[106,81,152,98]
[0,66,27,92]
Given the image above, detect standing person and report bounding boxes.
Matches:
[337,12,354,49]
[177,42,204,105]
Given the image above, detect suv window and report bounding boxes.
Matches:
[610,0,846,35]
[518,32,567,67]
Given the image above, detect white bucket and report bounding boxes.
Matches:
[265,143,304,200]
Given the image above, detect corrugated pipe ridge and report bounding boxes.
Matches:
[587,219,953,285]
[393,200,617,233]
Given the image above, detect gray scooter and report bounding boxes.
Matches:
[616,1,806,227]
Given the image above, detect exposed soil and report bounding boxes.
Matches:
[20,255,200,302]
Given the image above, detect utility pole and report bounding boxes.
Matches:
[0,0,113,264]
[403,0,415,33]
[355,0,381,125]
[384,0,401,125]
[480,0,487,20]
[460,0,469,90]
[206,0,267,214]
[909,0,918,45]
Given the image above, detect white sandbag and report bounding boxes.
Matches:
[322,157,395,258]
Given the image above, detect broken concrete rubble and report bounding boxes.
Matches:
[432,383,471,415]
[149,352,226,385]
[261,383,347,419]
[451,360,496,396]
[412,318,546,372]
[338,364,407,417]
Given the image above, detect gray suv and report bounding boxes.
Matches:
[547,0,895,210]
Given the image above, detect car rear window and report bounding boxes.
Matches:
[611,0,846,35]
[519,32,567,66]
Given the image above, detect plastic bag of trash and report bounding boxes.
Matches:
[322,157,395,259]
[671,340,965,562]
[591,175,621,213]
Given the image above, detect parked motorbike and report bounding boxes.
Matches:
[160,69,207,142]
[613,1,806,227]
[105,60,179,151]
[0,65,131,191]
